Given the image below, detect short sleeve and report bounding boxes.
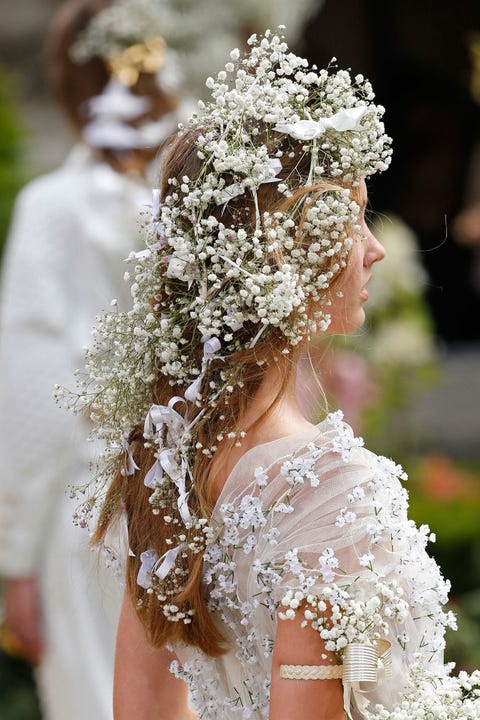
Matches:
[262,444,407,605]
[241,419,452,716]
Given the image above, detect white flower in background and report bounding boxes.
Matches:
[369,317,435,366]
[367,214,428,309]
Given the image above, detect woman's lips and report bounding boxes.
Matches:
[360,288,369,301]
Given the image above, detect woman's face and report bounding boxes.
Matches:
[325,180,385,334]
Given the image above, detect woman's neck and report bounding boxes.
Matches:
[239,362,314,448]
[212,361,315,494]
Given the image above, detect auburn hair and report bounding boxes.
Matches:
[93,128,359,656]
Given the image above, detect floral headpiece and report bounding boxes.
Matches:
[70,0,234,96]
[57,29,391,616]
[71,1,182,152]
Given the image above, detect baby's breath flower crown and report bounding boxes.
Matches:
[57,29,391,617]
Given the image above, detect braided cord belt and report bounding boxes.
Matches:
[280,664,343,680]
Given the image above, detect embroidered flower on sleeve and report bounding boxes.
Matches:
[238,495,267,530]
[254,466,269,487]
[243,533,258,554]
[335,507,357,527]
[262,527,280,546]
[280,456,319,487]
[347,485,366,503]
[318,548,339,582]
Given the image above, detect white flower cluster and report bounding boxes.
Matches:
[279,579,410,655]
[364,663,480,720]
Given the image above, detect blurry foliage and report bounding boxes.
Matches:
[409,455,480,546]
[446,590,480,671]
[0,66,24,256]
[407,455,480,671]
[0,650,42,719]
[0,69,36,717]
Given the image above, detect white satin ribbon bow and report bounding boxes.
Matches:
[136,544,187,588]
[122,438,140,476]
[342,639,392,718]
[144,396,187,438]
[85,79,152,120]
[159,449,192,525]
[215,157,282,206]
[274,106,370,141]
[84,115,177,150]
[184,337,222,402]
[143,452,192,523]
[143,397,192,523]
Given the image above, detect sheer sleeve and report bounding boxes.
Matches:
[242,415,453,717]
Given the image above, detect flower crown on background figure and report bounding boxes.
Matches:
[71,1,182,152]
[56,28,391,617]
[70,0,320,95]
[70,0,322,153]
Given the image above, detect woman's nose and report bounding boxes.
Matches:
[364,229,386,266]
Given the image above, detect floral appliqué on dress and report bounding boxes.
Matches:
[171,413,469,720]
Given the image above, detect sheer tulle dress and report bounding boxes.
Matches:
[172,412,456,719]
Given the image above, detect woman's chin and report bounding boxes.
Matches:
[327,309,366,335]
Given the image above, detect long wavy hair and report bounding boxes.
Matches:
[93,127,360,656]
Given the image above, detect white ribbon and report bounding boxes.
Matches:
[144,396,187,438]
[274,106,370,141]
[143,458,164,488]
[130,243,161,261]
[154,543,187,581]
[215,157,282,206]
[144,449,191,523]
[82,78,177,152]
[83,118,144,150]
[122,438,139,476]
[342,639,392,719]
[137,549,159,589]
[83,116,177,151]
[142,337,224,531]
[151,188,161,219]
[84,79,152,120]
[159,447,191,521]
[184,337,222,402]
[136,544,187,587]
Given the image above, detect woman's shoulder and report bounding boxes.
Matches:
[312,411,408,485]
[215,411,408,519]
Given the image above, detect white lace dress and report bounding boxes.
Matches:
[172,412,458,720]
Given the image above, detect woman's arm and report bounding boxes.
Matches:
[114,591,196,720]
[270,607,344,720]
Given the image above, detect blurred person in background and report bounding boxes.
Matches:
[0,0,180,717]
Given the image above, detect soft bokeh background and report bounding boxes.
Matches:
[1,1,479,717]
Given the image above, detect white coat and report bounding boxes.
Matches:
[0,145,150,720]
